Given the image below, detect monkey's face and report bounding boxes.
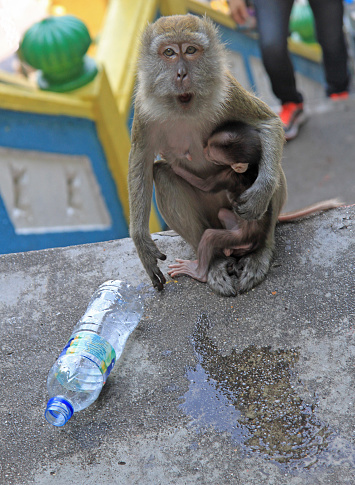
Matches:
[204,143,249,173]
[138,15,227,117]
[157,42,203,108]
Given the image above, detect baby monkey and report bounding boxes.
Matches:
[169,121,270,282]
[168,121,341,283]
[180,121,261,191]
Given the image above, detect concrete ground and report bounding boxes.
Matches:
[0,95,355,484]
[0,206,354,485]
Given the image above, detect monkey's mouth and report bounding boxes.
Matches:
[178,93,193,105]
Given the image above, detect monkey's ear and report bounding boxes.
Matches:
[232,163,249,173]
[139,22,155,56]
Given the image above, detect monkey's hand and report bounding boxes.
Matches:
[235,185,271,220]
[133,234,167,290]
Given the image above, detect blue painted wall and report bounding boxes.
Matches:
[0,108,129,254]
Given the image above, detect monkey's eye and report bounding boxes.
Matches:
[164,48,176,57]
[185,46,197,55]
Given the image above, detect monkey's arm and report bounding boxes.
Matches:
[128,117,167,290]
[239,116,284,220]
[227,75,285,220]
[173,164,232,193]
[172,165,218,192]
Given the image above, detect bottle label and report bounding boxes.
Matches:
[60,332,116,383]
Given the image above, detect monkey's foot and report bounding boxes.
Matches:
[168,259,207,283]
[230,247,273,293]
[207,257,238,297]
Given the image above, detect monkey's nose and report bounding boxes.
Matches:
[177,68,187,79]
[176,68,188,87]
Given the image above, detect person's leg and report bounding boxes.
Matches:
[308,0,350,96]
[253,0,306,140]
[253,0,302,104]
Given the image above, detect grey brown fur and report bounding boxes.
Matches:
[168,122,273,282]
[128,14,286,296]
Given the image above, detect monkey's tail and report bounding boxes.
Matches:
[278,198,343,222]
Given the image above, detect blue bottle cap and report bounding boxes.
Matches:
[45,397,74,426]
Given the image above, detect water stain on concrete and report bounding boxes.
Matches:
[180,314,353,471]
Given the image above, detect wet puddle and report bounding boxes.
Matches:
[180,314,354,471]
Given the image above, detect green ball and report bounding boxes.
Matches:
[19,15,98,92]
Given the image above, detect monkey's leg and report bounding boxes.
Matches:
[153,161,225,249]
[231,244,274,293]
[154,161,238,296]
[218,208,253,256]
[231,172,287,293]
[218,208,239,230]
[168,221,245,282]
[206,257,238,296]
[169,225,251,285]
[201,227,254,296]
[220,209,274,292]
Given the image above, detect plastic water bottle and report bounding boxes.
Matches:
[45,280,144,427]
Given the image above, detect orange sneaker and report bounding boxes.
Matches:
[279,102,306,140]
[329,91,349,100]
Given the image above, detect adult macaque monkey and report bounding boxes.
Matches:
[128,14,285,296]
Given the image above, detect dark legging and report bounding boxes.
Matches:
[253,0,350,103]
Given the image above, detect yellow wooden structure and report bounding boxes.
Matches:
[0,0,322,235]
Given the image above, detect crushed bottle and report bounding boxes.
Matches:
[45,280,144,426]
